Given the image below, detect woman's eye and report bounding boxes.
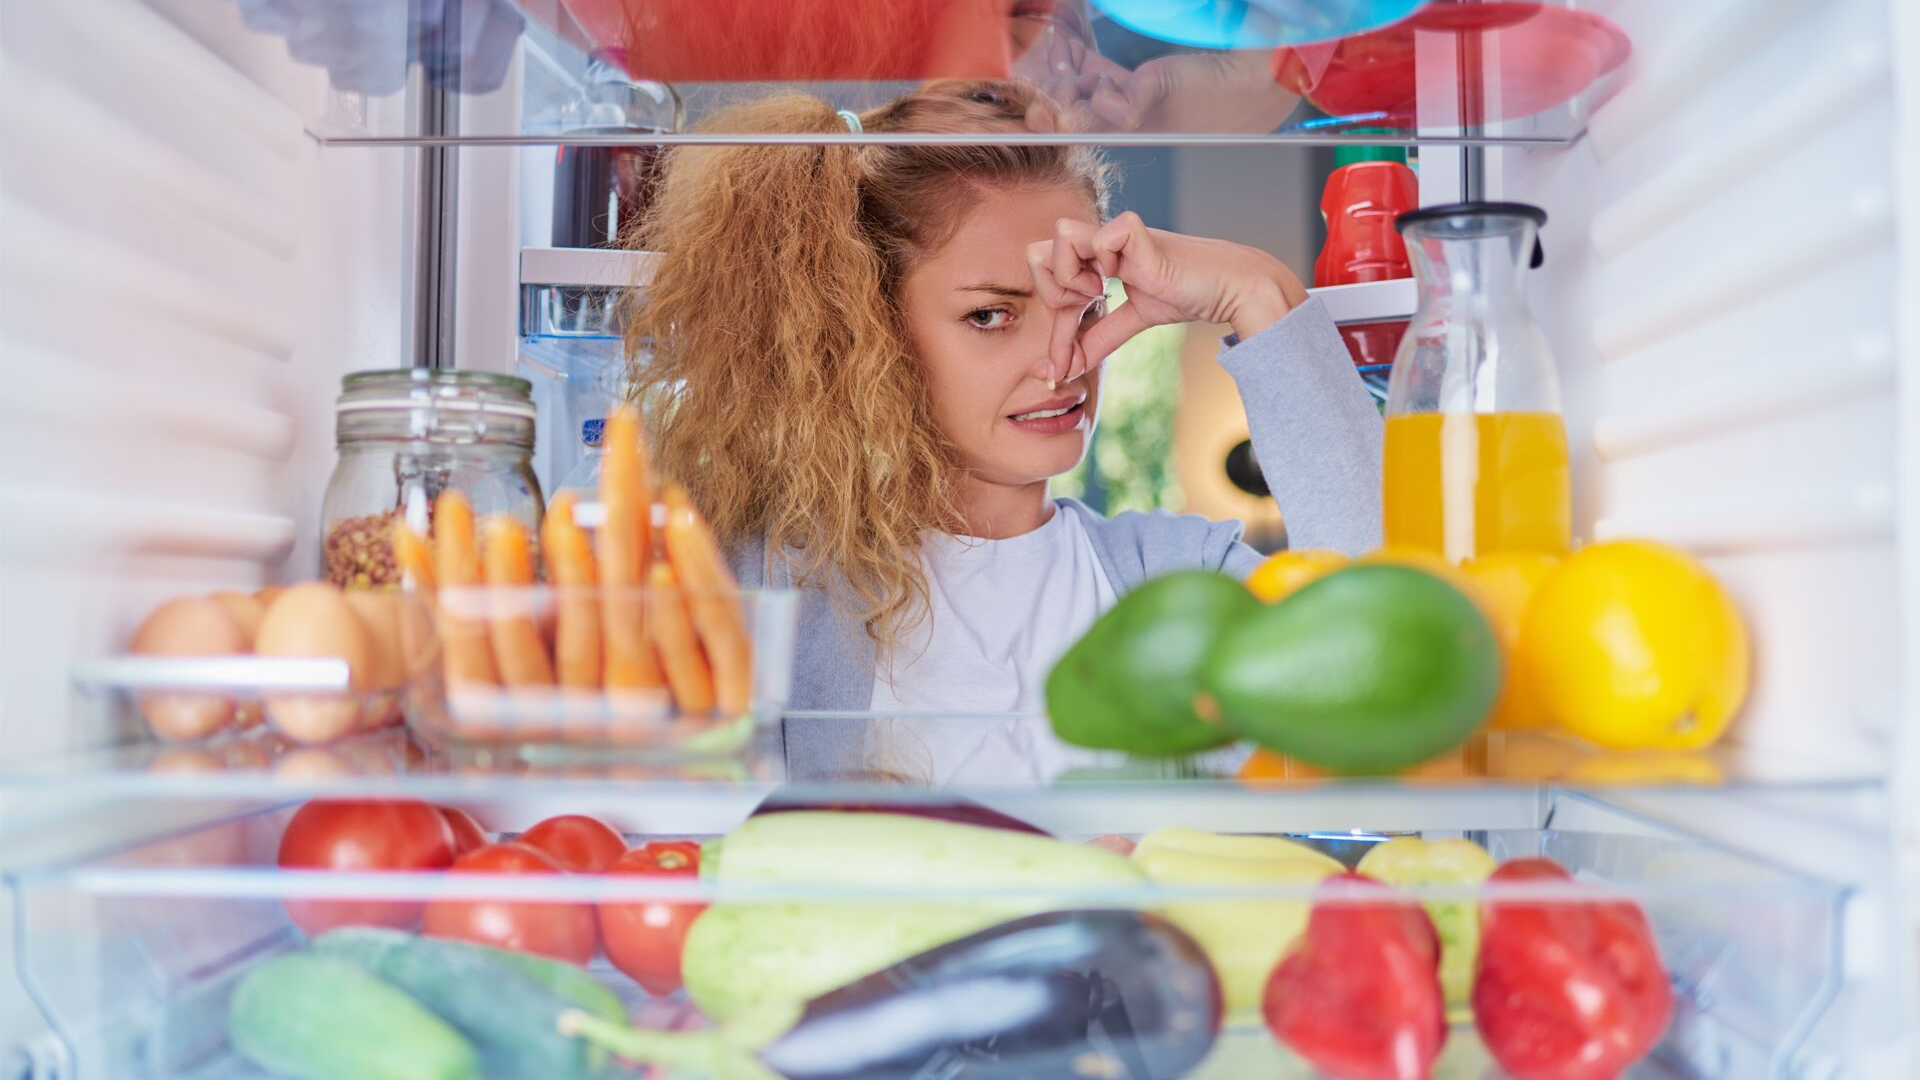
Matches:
[965,307,1014,331]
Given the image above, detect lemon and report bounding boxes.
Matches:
[1519,541,1749,750]
[1460,551,1561,731]
[1244,549,1345,602]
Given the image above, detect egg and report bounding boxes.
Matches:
[208,590,267,727]
[208,591,264,644]
[343,590,405,729]
[129,596,248,740]
[255,582,370,745]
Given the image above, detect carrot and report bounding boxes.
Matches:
[393,520,437,592]
[661,485,753,716]
[433,492,498,689]
[599,404,665,692]
[482,516,555,688]
[647,562,715,717]
[540,491,602,690]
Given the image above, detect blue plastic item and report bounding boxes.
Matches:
[1094,0,1427,49]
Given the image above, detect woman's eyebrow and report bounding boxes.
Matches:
[957,283,1032,298]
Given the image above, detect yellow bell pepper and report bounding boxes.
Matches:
[1130,827,1342,1014]
[1355,836,1497,1015]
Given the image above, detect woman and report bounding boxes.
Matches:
[624,80,1381,776]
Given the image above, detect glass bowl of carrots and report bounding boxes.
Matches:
[392,406,798,756]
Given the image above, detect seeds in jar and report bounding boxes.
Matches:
[324,511,401,589]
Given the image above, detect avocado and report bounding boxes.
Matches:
[1046,570,1258,756]
[1200,564,1500,773]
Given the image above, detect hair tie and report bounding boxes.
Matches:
[836,109,864,134]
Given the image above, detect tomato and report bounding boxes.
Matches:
[439,806,489,856]
[519,814,626,873]
[423,842,597,964]
[276,799,457,936]
[598,841,705,995]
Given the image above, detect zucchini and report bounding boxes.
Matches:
[685,812,1147,1020]
[312,928,609,1079]
[228,954,477,1080]
[316,927,626,1027]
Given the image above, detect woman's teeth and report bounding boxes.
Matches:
[1013,405,1074,421]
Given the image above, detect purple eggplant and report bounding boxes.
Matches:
[563,910,1221,1080]
[748,790,1050,836]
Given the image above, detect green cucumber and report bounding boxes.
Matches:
[686,812,1146,1020]
[228,954,477,1080]
[315,927,625,1026]
[312,928,609,1079]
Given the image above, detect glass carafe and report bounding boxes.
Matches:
[1382,202,1569,561]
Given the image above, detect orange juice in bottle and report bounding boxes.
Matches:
[1383,412,1569,559]
[1382,202,1568,561]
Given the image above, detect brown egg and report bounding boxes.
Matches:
[343,590,405,729]
[209,591,267,728]
[208,591,265,645]
[253,585,286,609]
[129,597,248,740]
[255,582,370,745]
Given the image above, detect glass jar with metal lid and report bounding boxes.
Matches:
[320,370,544,589]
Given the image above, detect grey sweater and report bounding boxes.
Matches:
[728,297,1384,750]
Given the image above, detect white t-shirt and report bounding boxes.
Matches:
[863,504,1115,783]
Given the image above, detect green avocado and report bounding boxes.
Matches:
[1047,570,1258,756]
[1200,564,1500,774]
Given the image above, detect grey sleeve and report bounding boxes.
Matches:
[1216,297,1384,557]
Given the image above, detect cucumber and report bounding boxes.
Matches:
[311,928,609,1079]
[316,927,627,1027]
[228,954,477,1080]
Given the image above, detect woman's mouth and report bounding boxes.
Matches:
[1007,395,1088,435]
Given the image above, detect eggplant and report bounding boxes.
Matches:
[748,790,1050,836]
[563,910,1222,1080]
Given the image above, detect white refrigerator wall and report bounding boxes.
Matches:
[0,0,407,1051]
[1499,0,1907,772]
[1500,3,1918,1066]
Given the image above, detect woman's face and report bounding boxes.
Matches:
[901,185,1102,491]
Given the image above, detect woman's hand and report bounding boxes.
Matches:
[1026,212,1309,382]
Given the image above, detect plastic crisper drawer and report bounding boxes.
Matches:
[7,786,1847,1080]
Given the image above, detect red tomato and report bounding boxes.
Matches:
[423,842,597,964]
[598,841,705,996]
[439,806,489,856]
[518,814,626,873]
[276,799,457,936]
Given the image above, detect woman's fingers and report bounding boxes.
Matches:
[1026,237,1095,308]
[1093,212,1163,291]
[1048,303,1082,386]
[1076,297,1155,370]
[1049,219,1109,296]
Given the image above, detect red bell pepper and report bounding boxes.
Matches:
[1262,872,1447,1080]
[1474,858,1674,1080]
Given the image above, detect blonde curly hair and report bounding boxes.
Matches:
[622,80,1112,647]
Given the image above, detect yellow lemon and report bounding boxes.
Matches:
[1244,549,1345,602]
[1519,541,1749,751]
[1460,551,1561,731]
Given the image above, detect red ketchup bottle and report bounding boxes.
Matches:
[1315,145,1417,396]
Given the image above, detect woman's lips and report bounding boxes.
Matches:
[1007,397,1088,435]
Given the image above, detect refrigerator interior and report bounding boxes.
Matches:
[0,0,1915,1077]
